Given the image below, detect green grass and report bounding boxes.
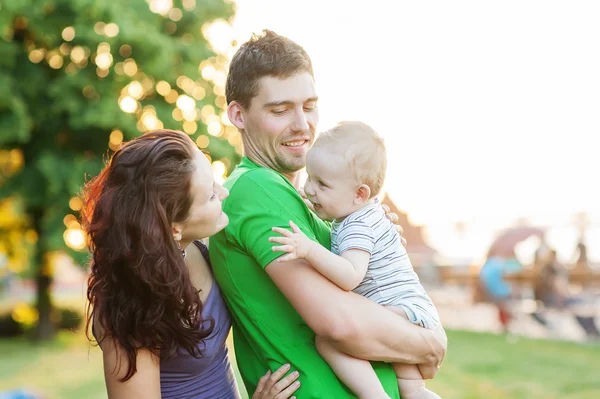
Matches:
[1,329,598,399]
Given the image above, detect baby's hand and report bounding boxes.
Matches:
[297,188,315,211]
[270,221,313,261]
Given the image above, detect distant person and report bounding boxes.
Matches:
[532,249,600,339]
[572,239,590,272]
[534,250,569,307]
[270,121,444,399]
[533,234,552,273]
[478,249,523,332]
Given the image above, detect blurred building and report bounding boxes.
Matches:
[380,193,437,267]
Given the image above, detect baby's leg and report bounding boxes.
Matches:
[387,306,442,399]
[315,336,390,399]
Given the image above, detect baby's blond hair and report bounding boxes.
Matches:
[311,121,387,197]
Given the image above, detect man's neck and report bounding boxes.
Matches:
[281,171,302,188]
[245,154,303,189]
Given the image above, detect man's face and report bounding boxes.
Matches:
[237,72,319,174]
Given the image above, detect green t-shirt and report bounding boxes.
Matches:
[209,157,400,399]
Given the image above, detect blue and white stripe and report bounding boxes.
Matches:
[331,200,440,329]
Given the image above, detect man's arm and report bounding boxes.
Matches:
[265,258,446,377]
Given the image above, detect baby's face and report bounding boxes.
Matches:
[303,147,358,221]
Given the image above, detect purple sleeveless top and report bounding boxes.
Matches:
[160,241,241,398]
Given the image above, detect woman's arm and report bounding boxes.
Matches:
[100,338,161,399]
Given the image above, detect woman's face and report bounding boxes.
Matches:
[177,148,229,242]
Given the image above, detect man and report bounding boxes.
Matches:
[209,30,446,398]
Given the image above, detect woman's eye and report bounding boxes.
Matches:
[210,193,217,200]
[272,109,286,115]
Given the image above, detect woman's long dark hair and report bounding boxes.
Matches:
[81,130,213,381]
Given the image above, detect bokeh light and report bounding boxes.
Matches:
[104,23,119,37]
[119,96,138,113]
[61,27,75,41]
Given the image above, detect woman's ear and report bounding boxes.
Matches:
[172,224,183,242]
[354,184,371,205]
[227,101,245,130]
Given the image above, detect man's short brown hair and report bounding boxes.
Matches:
[225,30,314,109]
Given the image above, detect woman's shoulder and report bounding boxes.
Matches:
[191,240,210,264]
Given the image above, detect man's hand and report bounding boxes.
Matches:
[270,221,315,262]
[381,203,407,246]
[418,325,448,379]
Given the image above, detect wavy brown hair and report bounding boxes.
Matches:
[81,130,213,381]
[226,29,314,109]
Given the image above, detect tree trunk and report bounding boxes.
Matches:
[31,208,56,341]
[34,265,55,340]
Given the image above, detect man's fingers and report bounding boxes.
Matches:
[394,224,407,246]
[386,212,399,224]
[417,363,438,380]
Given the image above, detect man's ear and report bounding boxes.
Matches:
[227,101,245,130]
[354,184,371,205]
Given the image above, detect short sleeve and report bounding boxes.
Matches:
[225,169,319,269]
[336,219,376,255]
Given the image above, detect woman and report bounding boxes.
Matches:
[81,130,300,398]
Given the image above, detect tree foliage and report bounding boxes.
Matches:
[0,0,240,338]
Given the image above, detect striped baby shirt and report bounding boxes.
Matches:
[330,199,440,329]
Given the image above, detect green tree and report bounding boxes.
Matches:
[0,0,240,340]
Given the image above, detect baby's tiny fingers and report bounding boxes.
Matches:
[269,236,289,244]
[289,220,301,234]
[278,253,297,262]
[272,227,292,236]
[272,245,294,253]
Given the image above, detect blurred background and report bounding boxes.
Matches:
[0,1,598,398]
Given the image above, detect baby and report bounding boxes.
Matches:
[270,121,444,399]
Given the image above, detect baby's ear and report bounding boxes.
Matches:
[355,184,371,205]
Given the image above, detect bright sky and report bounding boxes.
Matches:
[225,0,600,261]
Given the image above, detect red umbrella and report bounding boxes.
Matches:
[487,227,545,257]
